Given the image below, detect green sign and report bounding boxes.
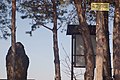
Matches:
[91,3,109,11]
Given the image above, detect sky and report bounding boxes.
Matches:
[0,12,75,80]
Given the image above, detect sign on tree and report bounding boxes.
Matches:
[91,3,109,11]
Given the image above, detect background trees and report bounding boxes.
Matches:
[17,0,69,80]
[0,1,11,39]
[0,0,120,80]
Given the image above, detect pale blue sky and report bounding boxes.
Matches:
[0,12,73,80]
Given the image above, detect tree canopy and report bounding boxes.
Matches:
[0,0,11,39]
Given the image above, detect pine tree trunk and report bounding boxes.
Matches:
[113,1,120,80]
[95,0,112,79]
[52,0,61,80]
[10,0,16,80]
[103,11,112,80]
[103,1,112,79]
[73,0,95,80]
[95,10,110,80]
[95,11,104,80]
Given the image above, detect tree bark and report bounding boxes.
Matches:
[113,1,120,80]
[95,11,104,80]
[52,0,61,80]
[95,4,111,80]
[103,11,112,80]
[95,0,112,80]
[73,0,95,80]
[10,0,16,80]
[96,12,112,80]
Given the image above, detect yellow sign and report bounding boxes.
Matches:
[91,3,109,11]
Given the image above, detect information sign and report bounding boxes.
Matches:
[91,3,109,11]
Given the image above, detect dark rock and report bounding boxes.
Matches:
[6,42,29,80]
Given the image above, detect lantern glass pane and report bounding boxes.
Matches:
[76,35,84,55]
[75,56,85,67]
[73,35,96,68]
[74,35,85,67]
[91,35,96,55]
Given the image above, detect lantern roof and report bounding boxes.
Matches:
[66,25,96,35]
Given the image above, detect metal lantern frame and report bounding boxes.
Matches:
[66,25,96,80]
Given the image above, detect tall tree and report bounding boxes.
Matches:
[95,0,112,80]
[52,0,61,80]
[102,1,112,80]
[10,0,16,80]
[18,0,65,80]
[73,0,95,80]
[95,7,105,80]
[103,12,112,80]
[113,0,120,80]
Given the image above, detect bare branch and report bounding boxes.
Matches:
[38,23,53,31]
[61,43,78,80]
[62,69,71,78]
[61,43,71,62]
